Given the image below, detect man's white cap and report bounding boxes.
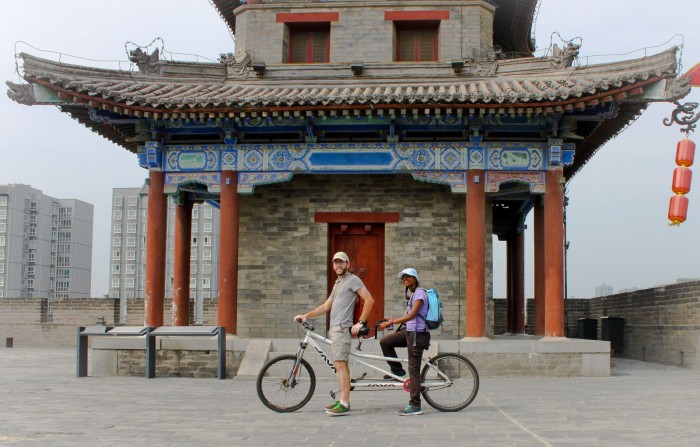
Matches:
[333,251,350,262]
[397,268,418,281]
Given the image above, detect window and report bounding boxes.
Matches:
[0,195,7,206]
[203,236,211,247]
[191,263,198,275]
[112,264,120,274]
[0,249,4,260]
[0,236,4,246]
[395,22,439,61]
[127,237,136,247]
[0,209,6,220]
[126,264,135,274]
[203,250,212,261]
[202,263,212,275]
[0,277,3,287]
[288,23,330,63]
[192,208,199,219]
[127,223,137,234]
[127,196,138,206]
[28,252,35,262]
[191,250,197,261]
[112,278,120,288]
[113,210,122,220]
[113,250,121,261]
[204,208,213,219]
[204,222,212,233]
[27,278,34,289]
[0,222,5,232]
[189,278,197,289]
[126,250,135,261]
[113,237,121,247]
[202,278,211,289]
[113,224,122,234]
[0,264,4,273]
[125,278,135,289]
[114,196,123,206]
[192,222,199,233]
[127,209,137,220]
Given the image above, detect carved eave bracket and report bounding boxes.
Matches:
[6,81,36,105]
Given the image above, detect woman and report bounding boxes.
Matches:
[378,267,431,416]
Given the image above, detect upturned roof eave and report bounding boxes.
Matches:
[13,47,686,117]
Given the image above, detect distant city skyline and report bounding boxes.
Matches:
[0,184,93,302]
[2,0,700,298]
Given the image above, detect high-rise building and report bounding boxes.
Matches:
[0,184,93,305]
[595,283,614,297]
[109,183,220,324]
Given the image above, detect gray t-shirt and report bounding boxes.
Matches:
[329,273,365,328]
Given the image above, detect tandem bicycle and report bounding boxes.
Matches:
[255,321,479,413]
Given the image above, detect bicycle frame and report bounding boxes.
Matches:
[294,327,452,395]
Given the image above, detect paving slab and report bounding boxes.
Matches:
[0,348,698,446]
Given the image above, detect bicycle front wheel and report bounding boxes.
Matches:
[421,353,479,412]
[256,354,316,412]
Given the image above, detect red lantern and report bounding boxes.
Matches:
[676,139,696,167]
[672,166,693,194]
[668,194,689,225]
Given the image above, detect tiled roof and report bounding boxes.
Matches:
[16,48,682,115]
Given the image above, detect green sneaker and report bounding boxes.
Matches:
[324,401,339,411]
[325,401,350,416]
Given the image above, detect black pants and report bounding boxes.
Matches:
[380,330,431,407]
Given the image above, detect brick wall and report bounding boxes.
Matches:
[236,1,495,63]
[1,298,119,347]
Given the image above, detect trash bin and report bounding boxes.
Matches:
[577,318,597,340]
[5,338,13,348]
[601,316,624,356]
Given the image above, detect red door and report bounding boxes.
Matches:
[328,223,385,336]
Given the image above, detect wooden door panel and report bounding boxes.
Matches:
[328,223,385,336]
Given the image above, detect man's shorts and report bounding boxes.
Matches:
[329,325,351,362]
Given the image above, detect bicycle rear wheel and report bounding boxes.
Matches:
[420,353,479,412]
[256,354,316,412]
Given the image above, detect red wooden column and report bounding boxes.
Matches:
[144,170,167,327]
[533,200,545,335]
[544,169,565,336]
[506,232,525,334]
[466,169,486,337]
[218,171,239,334]
[172,195,193,326]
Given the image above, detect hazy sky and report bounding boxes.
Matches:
[2,0,699,298]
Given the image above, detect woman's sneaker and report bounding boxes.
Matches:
[325,401,350,416]
[397,404,422,416]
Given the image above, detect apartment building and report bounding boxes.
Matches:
[109,183,220,324]
[0,184,93,303]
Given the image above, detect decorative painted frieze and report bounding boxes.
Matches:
[485,171,546,193]
[148,141,574,194]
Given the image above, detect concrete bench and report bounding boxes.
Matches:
[76,325,150,377]
[146,326,226,379]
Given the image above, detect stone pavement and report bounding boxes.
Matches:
[0,348,698,447]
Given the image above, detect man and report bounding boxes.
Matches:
[294,251,374,416]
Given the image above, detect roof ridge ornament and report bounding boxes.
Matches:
[219,50,253,79]
[551,42,580,69]
[5,81,35,105]
[463,47,499,76]
[129,47,162,75]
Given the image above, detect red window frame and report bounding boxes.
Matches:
[394,21,439,62]
[288,22,331,63]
